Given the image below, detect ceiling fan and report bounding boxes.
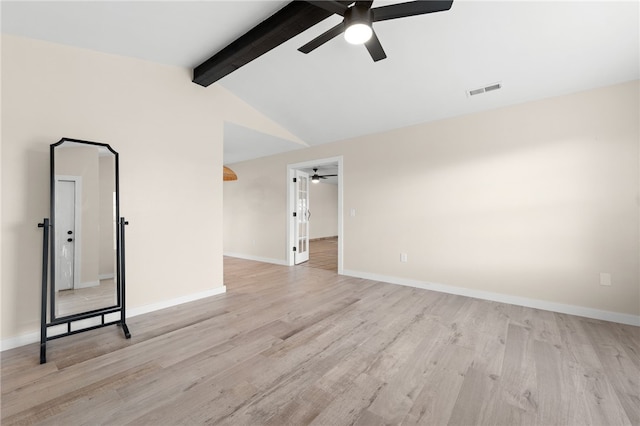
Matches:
[298,0,454,61]
[311,168,337,183]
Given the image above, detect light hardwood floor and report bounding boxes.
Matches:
[2,242,639,425]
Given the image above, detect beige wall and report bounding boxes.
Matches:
[224,80,640,317]
[1,35,298,343]
[223,170,287,261]
[309,182,338,239]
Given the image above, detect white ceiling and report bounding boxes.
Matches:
[0,1,290,69]
[2,1,638,165]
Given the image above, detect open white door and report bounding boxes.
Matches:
[294,170,310,264]
[55,177,80,290]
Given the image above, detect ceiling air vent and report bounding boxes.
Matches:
[467,82,502,97]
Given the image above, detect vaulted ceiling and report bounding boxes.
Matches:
[2,1,638,165]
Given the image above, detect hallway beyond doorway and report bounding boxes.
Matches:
[300,237,337,272]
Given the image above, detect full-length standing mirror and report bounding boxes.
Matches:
[39,137,130,364]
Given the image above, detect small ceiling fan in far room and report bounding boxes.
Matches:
[311,168,337,183]
[299,0,454,62]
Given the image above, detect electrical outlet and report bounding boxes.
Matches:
[600,273,611,286]
[400,253,408,263]
[350,208,356,217]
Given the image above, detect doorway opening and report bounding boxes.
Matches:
[287,156,343,274]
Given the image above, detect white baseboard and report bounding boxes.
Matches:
[223,252,288,266]
[342,269,640,327]
[99,273,115,280]
[126,286,226,318]
[0,286,227,352]
[0,331,41,352]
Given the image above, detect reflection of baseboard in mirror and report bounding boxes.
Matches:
[76,280,99,289]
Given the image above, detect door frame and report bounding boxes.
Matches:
[286,156,343,273]
[54,175,82,290]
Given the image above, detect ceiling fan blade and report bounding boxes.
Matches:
[304,1,349,16]
[364,30,387,62]
[298,22,345,54]
[355,1,374,8]
[319,174,338,177]
[372,0,453,22]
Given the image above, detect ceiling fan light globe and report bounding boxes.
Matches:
[344,23,372,45]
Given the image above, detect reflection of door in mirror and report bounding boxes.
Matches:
[54,177,80,291]
[54,143,117,317]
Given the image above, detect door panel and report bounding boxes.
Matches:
[294,170,310,264]
[55,179,76,290]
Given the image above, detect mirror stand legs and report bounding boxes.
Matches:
[38,218,50,364]
[39,216,132,364]
[119,217,131,340]
[119,323,131,339]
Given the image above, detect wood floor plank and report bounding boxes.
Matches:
[447,365,497,426]
[563,341,630,426]
[533,339,571,425]
[264,385,333,425]
[0,355,59,395]
[482,323,538,426]
[2,362,160,424]
[400,343,473,425]
[366,320,469,424]
[309,372,385,425]
[1,240,638,425]
[582,320,640,424]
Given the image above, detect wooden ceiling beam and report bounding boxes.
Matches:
[193,1,348,87]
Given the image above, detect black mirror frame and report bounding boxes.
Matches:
[49,138,121,321]
[39,137,130,364]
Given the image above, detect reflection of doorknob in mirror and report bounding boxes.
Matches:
[67,238,73,242]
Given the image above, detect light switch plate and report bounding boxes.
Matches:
[600,272,612,286]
